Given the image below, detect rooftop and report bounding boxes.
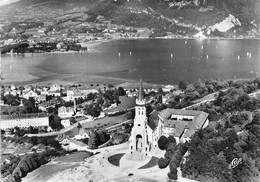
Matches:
[1,113,48,120]
[159,109,208,122]
[68,138,87,147]
[148,110,159,130]
[159,109,209,138]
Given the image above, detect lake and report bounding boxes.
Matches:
[1,39,260,85]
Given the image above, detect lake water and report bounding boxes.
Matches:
[2,39,260,85]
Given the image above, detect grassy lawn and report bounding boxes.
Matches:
[53,151,93,163]
[23,163,80,182]
[108,153,125,167]
[138,156,159,169]
[106,96,135,113]
[65,112,130,137]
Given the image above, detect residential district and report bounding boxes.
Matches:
[1,78,260,182]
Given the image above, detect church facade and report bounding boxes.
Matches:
[129,80,162,157]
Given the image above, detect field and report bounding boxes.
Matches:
[23,151,94,182]
[53,151,93,163]
[105,96,135,113]
[65,112,131,137]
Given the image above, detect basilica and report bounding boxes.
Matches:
[129,80,163,157]
[129,80,209,158]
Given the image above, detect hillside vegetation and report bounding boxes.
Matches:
[0,0,259,38]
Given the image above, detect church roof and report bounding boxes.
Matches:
[148,110,159,130]
[137,80,144,101]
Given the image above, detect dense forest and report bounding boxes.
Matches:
[158,78,260,181]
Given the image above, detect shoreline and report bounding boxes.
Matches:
[1,36,259,55]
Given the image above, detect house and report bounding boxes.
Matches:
[0,100,4,106]
[0,113,49,130]
[58,106,74,119]
[10,90,18,96]
[10,85,16,90]
[162,85,175,92]
[66,89,98,101]
[61,119,71,128]
[40,87,49,95]
[24,85,33,92]
[37,28,46,36]
[37,94,46,103]
[126,91,138,98]
[9,27,19,36]
[102,29,116,33]
[56,42,67,51]
[23,28,39,36]
[49,84,61,92]
[48,90,61,97]
[23,90,39,100]
[159,109,209,143]
[75,128,90,140]
[57,135,88,151]
[162,90,183,104]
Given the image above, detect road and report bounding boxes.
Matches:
[26,89,260,137]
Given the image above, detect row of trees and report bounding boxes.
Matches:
[1,42,86,54]
[11,154,48,180]
[157,135,188,180]
[194,87,260,122]
[160,78,260,112]
[1,96,39,115]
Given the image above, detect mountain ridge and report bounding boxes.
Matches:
[0,0,259,38]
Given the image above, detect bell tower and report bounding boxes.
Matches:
[129,80,149,157]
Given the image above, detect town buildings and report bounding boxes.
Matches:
[66,88,98,101]
[58,106,75,119]
[0,113,49,130]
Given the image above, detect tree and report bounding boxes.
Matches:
[4,94,20,106]
[229,113,248,126]
[113,87,126,96]
[88,130,98,149]
[179,80,188,91]
[29,137,38,145]
[49,115,63,130]
[168,163,178,180]
[158,136,168,150]
[69,117,76,124]
[158,157,170,169]
[47,138,61,149]
[23,98,39,113]
[96,130,110,145]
